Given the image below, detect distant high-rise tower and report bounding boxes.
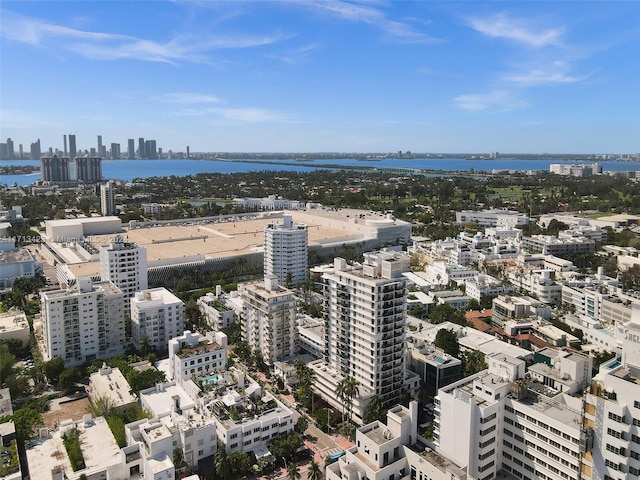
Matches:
[127,139,135,159]
[110,142,120,159]
[97,135,103,155]
[264,214,308,286]
[144,139,157,159]
[40,155,70,182]
[99,237,148,310]
[74,157,102,182]
[63,135,67,157]
[100,181,116,216]
[6,138,14,159]
[30,138,41,159]
[68,134,77,159]
[186,146,190,158]
[0,138,14,160]
[18,144,23,159]
[138,137,145,159]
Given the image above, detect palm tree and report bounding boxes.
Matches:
[286,462,301,480]
[308,460,323,480]
[343,377,360,426]
[334,379,348,424]
[214,449,232,480]
[173,447,187,472]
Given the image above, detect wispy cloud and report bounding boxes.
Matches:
[218,107,285,122]
[264,42,322,64]
[0,9,288,64]
[155,92,225,104]
[503,61,591,86]
[297,0,440,44]
[168,106,287,122]
[454,90,527,112]
[466,12,564,48]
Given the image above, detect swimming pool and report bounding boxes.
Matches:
[202,374,220,385]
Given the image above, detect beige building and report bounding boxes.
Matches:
[239,274,297,365]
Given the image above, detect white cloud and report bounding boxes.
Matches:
[296,0,439,43]
[503,61,589,86]
[217,107,285,122]
[0,9,288,64]
[466,12,564,48]
[454,90,526,112]
[155,92,225,104]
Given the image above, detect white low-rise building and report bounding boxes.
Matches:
[88,364,138,411]
[465,274,513,303]
[197,291,235,330]
[455,209,529,228]
[0,310,30,348]
[201,370,295,455]
[137,381,217,468]
[168,330,227,386]
[26,415,128,480]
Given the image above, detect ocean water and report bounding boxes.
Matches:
[2,158,639,186]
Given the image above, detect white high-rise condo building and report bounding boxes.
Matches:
[263,214,308,286]
[582,305,640,480]
[40,278,125,366]
[310,250,421,425]
[239,274,297,365]
[130,287,185,352]
[100,237,148,310]
[100,180,116,216]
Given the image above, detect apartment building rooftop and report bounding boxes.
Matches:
[88,365,137,408]
[175,339,223,359]
[26,416,121,480]
[414,446,467,478]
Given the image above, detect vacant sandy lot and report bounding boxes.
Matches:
[42,396,91,429]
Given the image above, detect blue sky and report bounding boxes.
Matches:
[1,1,639,154]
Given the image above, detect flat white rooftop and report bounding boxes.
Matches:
[26,416,121,480]
[408,319,532,360]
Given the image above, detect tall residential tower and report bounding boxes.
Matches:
[263,214,308,286]
[310,250,420,424]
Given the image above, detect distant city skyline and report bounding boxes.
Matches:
[1,1,639,153]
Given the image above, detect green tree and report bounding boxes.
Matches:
[363,395,386,424]
[43,357,65,384]
[86,395,117,418]
[173,447,187,471]
[214,449,232,480]
[286,462,301,480]
[59,367,80,390]
[12,407,43,442]
[4,374,30,399]
[140,336,152,357]
[619,264,640,290]
[228,451,252,477]
[462,350,487,377]
[308,460,323,480]
[295,416,308,434]
[343,377,360,426]
[127,369,166,395]
[106,415,126,447]
[434,329,460,358]
[334,379,348,424]
[429,303,466,325]
[0,344,16,384]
